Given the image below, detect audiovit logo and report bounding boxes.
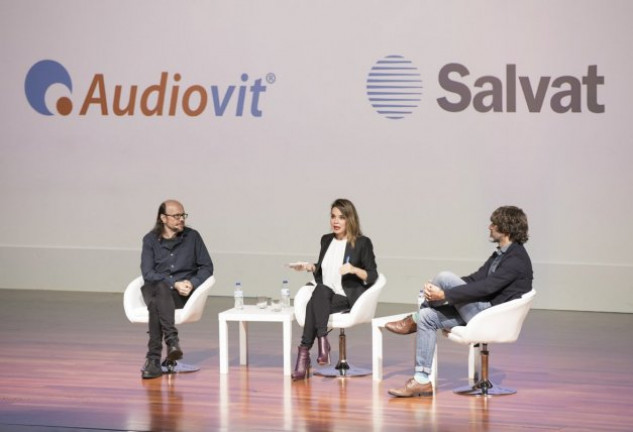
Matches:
[25,59,272,117]
[367,55,605,119]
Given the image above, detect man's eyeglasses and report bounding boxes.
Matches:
[164,213,188,220]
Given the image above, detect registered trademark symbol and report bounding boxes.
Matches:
[266,73,276,84]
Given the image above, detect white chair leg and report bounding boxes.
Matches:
[468,343,476,382]
[429,343,438,394]
[372,321,383,381]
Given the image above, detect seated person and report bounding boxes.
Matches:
[289,198,378,381]
[386,206,532,397]
[139,199,214,379]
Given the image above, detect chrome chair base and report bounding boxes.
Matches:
[161,360,200,374]
[454,380,516,396]
[314,361,371,378]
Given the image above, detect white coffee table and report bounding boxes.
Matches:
[371,312,412,381]
[218,305,295,376]
[371,312,437,392]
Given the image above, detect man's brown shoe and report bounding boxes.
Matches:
[385,315,416,335]
[388,378,433,397]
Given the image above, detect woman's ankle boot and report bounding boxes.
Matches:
[291,346,311,381]
[316,335,330,366]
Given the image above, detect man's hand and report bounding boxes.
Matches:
[174,280,193,296]
[424,282,445,302]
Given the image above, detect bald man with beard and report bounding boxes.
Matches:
[139,200,214,379]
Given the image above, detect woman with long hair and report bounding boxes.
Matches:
[289,198,378,381]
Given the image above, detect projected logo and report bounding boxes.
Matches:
[366,55,423,120]
[24,59,272,117]
[25,60,73,116]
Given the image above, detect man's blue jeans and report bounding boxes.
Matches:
[414,271,491,376]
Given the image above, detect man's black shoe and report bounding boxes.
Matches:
[167,343,183,362]
[141,358,163,379]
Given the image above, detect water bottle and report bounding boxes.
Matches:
[417,287,425,308]
[234,281,244,309]
[281,279,291,308]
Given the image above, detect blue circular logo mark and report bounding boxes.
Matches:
[366,55,423,120]
[25,60,73,116]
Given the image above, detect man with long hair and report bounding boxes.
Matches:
[386,206,533,397]
[139,199,214,379]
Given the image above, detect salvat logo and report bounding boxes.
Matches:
[366,55,423,120]
[25,59,273,117]
[367,55,605,119]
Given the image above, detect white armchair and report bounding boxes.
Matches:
[444,289,536,396]
[123,275,216,372]
[294,273,386,377]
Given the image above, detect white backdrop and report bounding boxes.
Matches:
[1,1,632,312]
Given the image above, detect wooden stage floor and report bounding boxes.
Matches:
[1,289,632,431]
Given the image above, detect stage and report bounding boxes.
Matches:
[1,289,632,431]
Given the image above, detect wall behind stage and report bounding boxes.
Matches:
[1,1,632,313]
